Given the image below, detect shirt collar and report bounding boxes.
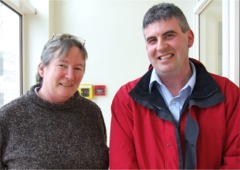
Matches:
[149,61,196,94]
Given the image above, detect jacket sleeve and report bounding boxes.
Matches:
[109,85,139,169]
[219,81,240,169]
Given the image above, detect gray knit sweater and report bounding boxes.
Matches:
[0,84,109,169]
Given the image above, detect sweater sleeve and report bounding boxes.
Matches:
[0,130,3,168]
[0,111,5,169]
[109,85,139,169]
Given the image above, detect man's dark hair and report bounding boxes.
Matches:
[143,2,190,33]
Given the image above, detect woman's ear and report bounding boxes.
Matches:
[38,63,44,78]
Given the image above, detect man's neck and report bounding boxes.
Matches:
[160,63,192,97]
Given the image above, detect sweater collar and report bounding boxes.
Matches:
[28,84,84,110]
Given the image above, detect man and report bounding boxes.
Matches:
[110,2,239,169]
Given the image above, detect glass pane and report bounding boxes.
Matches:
[199,0,222,75]
[0,2,22,107]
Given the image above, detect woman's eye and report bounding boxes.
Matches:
[75,67,83,71]
[59,64,66,68]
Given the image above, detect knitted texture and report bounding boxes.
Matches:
[0,84,109,169]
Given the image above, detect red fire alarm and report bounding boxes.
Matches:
[94,85,106,96]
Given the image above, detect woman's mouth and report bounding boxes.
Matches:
[60,83,73,87]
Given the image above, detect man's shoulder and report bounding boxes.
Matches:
[112,78,141,102]
[118,77,141,93]
[210,73,239,92]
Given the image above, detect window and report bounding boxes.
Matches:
[0,1,22,107]
[194,0,239,85]
[199,0,222,75]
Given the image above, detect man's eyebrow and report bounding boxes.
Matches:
[162,30,176,36]
[146,30,177,41]
[146,36,156,42]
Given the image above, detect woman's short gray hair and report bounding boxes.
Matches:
[36,33,88,84]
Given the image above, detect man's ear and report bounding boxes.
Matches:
[187,29,194,48]
[38,63,44,78]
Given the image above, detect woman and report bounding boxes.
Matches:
[0,33,109,169]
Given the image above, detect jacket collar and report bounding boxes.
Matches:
[129,58,225,109]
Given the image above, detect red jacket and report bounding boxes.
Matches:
[110,59,240,169]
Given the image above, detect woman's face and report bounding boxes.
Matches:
[38,46,85,103]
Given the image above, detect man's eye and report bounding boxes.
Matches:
[147,39,156,44]
[166,34,174,39]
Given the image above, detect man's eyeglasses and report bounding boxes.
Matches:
[50,33,86,46]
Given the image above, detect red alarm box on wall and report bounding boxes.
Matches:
[94,85,106,96]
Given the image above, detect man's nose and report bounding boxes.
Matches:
[156,39,168,51]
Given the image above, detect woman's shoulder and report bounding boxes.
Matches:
[79,96,101,110]
[0,94,28,112]
[0,94,30,125]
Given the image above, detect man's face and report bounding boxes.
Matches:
[143,17,194,79]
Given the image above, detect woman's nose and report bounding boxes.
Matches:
[65,68,74,80]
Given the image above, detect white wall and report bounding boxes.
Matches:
[24,0,50,90]
[24,0,194,145]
